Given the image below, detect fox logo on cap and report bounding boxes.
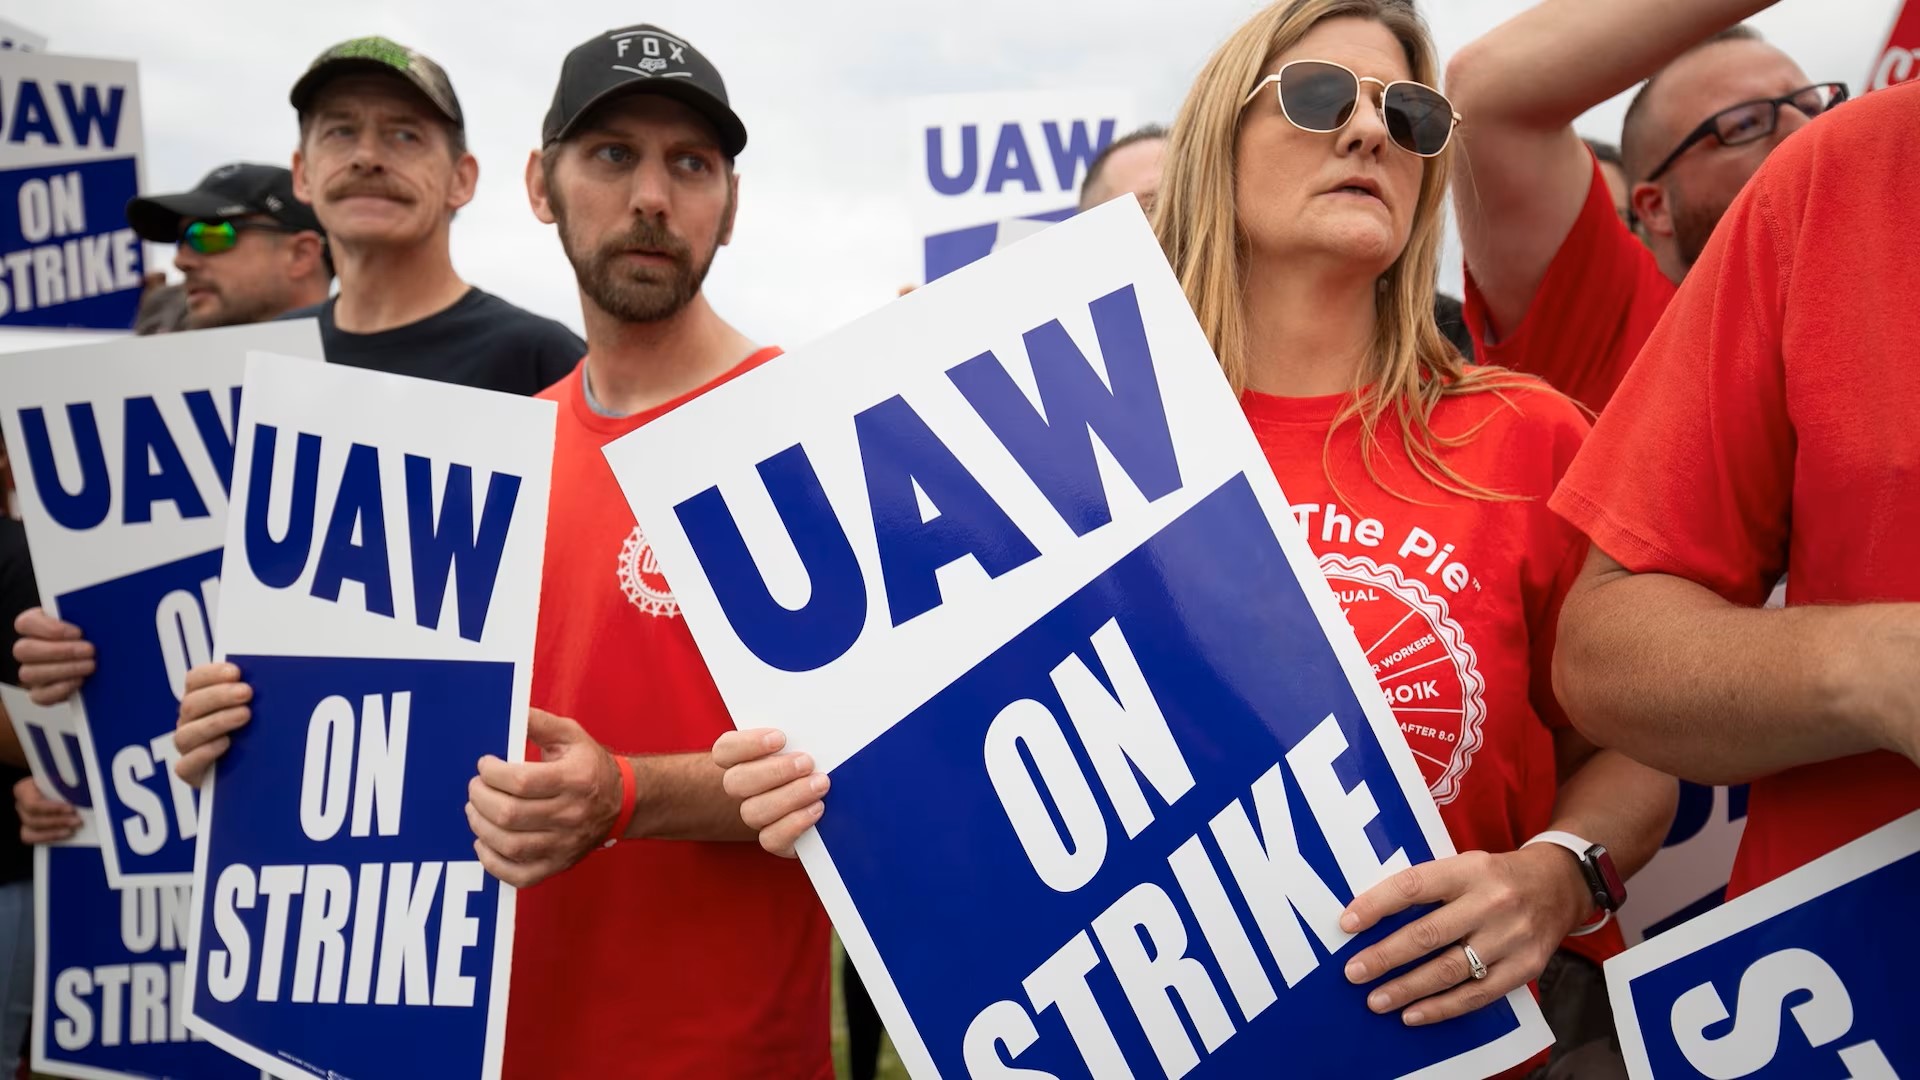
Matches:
[613,30,689,77]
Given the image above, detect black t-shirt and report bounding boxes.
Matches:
[284,287,584,395]
[0,517,39,885]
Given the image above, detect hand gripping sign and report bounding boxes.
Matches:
[183,355,554,1080]
[4,683,99,846]
[0,49,146,329]
[604,200,1552,1079]
[0,322,324,887]
[1607,811,1920,1079]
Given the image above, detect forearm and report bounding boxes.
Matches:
[1557,564,1911,784]
[623,751,758,842]
[1448,0,1777,129]
[1545,748,1675,882]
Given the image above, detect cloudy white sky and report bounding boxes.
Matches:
[5,0,1901,353]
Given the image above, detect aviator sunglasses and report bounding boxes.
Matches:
[1242,59,1461,158]
[179,219,300,255]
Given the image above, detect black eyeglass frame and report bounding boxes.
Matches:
[1642,83,1848,183]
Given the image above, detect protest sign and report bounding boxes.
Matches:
[1872,0,1920,89]
[1617,782,1748,945]
[0,322,323,886]
[909,89,1136,283]
[0,50,145,330]
[184,355,554,1080]
[603,198,1551,1079]
[4,683,99,846]
[1607,811,1918,1079]
[34,844,262,1080]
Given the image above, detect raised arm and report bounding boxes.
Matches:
[1446,0,1776,336]
[1554,549,1919,784]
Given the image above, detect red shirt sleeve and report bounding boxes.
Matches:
[1463,151,1677,413]
[1549,166,1794,608]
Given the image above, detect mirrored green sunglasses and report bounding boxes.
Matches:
[180,219,299,254]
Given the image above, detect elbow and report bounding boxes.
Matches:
[1443,40,1499,120]
[1552,597,1616,748]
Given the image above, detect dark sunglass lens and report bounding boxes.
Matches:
[1384,84,1453,155]
[185,221,237,254]
[1282,62,1359,131]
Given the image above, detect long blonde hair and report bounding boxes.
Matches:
[1156,0,1535,501]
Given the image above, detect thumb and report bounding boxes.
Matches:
[526,708,583,755]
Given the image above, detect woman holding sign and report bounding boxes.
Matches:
[718,0,1677,1072]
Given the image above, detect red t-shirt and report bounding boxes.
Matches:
[1463,151,1677,414]
[504,352,833,1080]
[1552,82,1920,899]
[1242,376,1623,969]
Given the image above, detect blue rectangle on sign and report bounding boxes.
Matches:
[819,474,1522,1078]
[0,158,142,330]
[60,548,224,883]
[191,655,514,1080]
[38,844,260,1079]
[1618,848,1918,1079]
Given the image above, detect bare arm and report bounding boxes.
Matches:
[1545,729,1675,883]
[622,751,756,843]
[1554,547,1918,784]
[1447,0,1777,336]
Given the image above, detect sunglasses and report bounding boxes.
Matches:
[1644,83,1848,182]
[179,219,300,255]
[1241,59,1461,158]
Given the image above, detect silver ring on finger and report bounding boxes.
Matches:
[1461,943,1489,981]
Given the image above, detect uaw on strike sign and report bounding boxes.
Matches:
[185,356,554,1080]
[0,322,324,890]
[1608,811,1919,1078]
[605,198,1551,1078]
[0,49,147,329]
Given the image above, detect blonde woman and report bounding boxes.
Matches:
[718,0,1675,1068]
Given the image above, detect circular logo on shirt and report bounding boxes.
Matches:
[617,525,680,619]
[1320,554,1487,805]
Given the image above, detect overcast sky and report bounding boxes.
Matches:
[5,0,1900,354]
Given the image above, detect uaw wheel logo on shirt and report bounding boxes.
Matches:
[617,524,680,618]
[1320,554,1487,805]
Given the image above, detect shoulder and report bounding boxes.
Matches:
[466,291,583,345]
[1442,367,1589,436]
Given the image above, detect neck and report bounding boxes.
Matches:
[1240,254,1380,397]
[329,229,468,333]
[1652,237,1689,286]
[582,291,758,417]
[279,278,333,317]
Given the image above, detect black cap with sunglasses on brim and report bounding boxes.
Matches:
[125,162,326,245]
[543,25,747,157]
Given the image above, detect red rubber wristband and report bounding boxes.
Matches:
[602,755,637,848]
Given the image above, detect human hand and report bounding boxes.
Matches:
[15,775,81,845]
[173,663,251,787]
[466,708,620,888]
[13,608,94,705]
[713,728,827,858]
[1339,846,1590,1025]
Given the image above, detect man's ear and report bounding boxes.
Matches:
[291,146,312,203]
[285,230,327,282]
[526,149,558,225]
[448,151,480,213]
[1630,180,1672,240]
[718,170,739,247]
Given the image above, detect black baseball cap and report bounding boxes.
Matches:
[542,25,746,157]
[125,163,325,243]
[289,36,464,129]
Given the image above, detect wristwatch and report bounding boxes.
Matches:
[1524,830,1627,914]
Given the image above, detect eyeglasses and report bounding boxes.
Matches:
[1241,59,1461,158]
[1643,83,1848,182]
[179,219,300,255]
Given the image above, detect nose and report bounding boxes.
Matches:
[1338,82,1392,159]
[348,127,385,172]
[628,158,672,218]
[173,241,203,271]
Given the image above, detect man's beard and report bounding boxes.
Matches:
[1669,184,1733,275]
[554,196,723,324]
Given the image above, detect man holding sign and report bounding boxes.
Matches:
[173,24,831,1080]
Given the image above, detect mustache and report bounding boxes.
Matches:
[325,175,411,202]
[597,218,691,263]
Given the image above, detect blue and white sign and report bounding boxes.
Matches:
[910,90,1136,283]
[1608,810,1918,1079]
[184,356,554,1080]
[0,322,324,886]
[1617,782,1748,945]
[0,50,145,330]
[604,200,1552,1079]
[35,843,263,1080]
[4,683,100,845]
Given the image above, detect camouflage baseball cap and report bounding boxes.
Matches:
[289,36,464,129]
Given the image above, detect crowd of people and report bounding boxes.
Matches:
[1,0,1913,1077]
